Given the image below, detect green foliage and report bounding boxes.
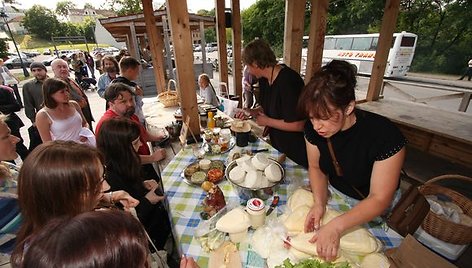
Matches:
[0,39,9,59]
[241,0,286,57]
[275,258,350,268]
[197,9,217,44]
[56,1,76,17]
[23,5,61,39]
[101,0,142,16]
[397,0,472,74]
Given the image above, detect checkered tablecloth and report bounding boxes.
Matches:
[162,139,403,267]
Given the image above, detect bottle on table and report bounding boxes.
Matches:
[207,111,215,129]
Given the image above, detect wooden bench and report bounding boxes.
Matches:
[357,99,472,168]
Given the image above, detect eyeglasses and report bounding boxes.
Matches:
[99,164,107,185]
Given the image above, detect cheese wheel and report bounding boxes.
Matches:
[321,207,343,225]
[244,170,259,188]
[216,207,251,233]
[264,163,282,183]
[259,175,271,188]
[340,226,381,255]
[229,166,246,184]
[241,159,256,172]
[235,154,251,165]
[287,188,314,211]
[252,153,270,170]
[360,253,390,268]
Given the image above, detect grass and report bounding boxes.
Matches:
[14,34,114,53]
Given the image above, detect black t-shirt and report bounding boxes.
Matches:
[304,109,407,199]
[259,64,308,167]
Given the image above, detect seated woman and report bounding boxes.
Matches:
[96,118,172,250]
[0,114,21,256]
[198,73,220,106]
[10,141,139,266]
[35,78,94,145]
[299,60,407,261]
[21,210,198,268]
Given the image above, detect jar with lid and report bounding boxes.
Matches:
[207,111,215,129]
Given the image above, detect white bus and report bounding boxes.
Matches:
[301,31,418,77]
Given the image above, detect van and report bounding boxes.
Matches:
[206,43,218,52]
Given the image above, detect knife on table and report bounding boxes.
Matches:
[266,196,279,216]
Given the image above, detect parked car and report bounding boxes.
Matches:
[42,55,58,66]
[4,57,33,69]
[8,52,28,59]
[23,51,40,58]
[193,44,202,52]
[206,42,218,53]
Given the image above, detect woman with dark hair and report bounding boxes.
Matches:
[11,141,139,266]
[97,55,120,98]
[299,60,407,261]
[21,210,149,268]
[236,39,308,167]
[97,118,172,250]
[35,78,93,144]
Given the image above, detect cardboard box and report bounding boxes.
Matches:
[386,235,457,268]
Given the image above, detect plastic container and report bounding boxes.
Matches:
[414,226,469,261]
[246,198,266,229]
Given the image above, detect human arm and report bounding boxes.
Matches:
[139,148,166,164]
[71,101,88,128]
[97,75,108,98]
[304,139,329,233]
[309,148,406,261]
[0,87,21,114]
[22,84,36,123]
[102,190,140,210]
[255,111,305,132]
[180,256,199,268]
[35,110,53,142]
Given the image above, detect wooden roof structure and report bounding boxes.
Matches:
[99,0,470,167]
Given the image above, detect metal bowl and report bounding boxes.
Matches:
[225,158,285,201]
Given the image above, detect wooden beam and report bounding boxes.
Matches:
[199,21,208,70]
[283,0,306,73]
[142,0,166,94]
[305,0,328,83]
[165,0,200,136]
[162,15,174,80]
[128,22,140,59]
[215,0,229,94]
[366,0,400,101]
[231,0,242,105]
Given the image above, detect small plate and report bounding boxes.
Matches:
[203,136,236,155]
[181,160,226,186]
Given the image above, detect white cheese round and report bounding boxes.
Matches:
[229,166,246,184]
[264,163,282,182]
[251,153,270,170]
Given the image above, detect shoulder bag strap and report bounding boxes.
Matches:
[326,138,366,199]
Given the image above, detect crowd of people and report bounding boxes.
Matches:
[0,39,409,266]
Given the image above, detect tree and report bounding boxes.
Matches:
[102,0,142,16]
[84,3,94,9]
[56,1,76,17]
[197,9,217,43]
[23,5,61,40]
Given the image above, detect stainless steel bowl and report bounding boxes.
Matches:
[225,158,285,201]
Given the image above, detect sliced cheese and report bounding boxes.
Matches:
[229,166,246,184]
[216,207,251,233]
[264,163,282,183]
[287,188,314,211]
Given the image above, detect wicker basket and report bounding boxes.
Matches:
[158,79,179,107]
[419,174,472,244]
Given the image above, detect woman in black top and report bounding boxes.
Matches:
[299,60,407,261]
[96,118,171,250]
[236,39,307,167]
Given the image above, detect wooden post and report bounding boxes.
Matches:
[283,0,305,73]
[165,0,200,136]
[215,0,229,94]
[305,0,328,83]
[199,21,207,71]
[128,22,140,59]
[142,0,166,94]
[366,0,400,101]
[162,15,174,80]
[231,0,242,105]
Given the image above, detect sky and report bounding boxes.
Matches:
[15,0,258,13]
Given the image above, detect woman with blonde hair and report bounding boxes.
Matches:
[198,73,219,106]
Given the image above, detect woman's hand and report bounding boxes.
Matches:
[143,179,158,191]
[112,190,140,210]
[145,190,165,204]
[151,148,166,162]
[180,255,199,268]
[309,221,342,262]
[255,111,270,126]
[304,204,325,233]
